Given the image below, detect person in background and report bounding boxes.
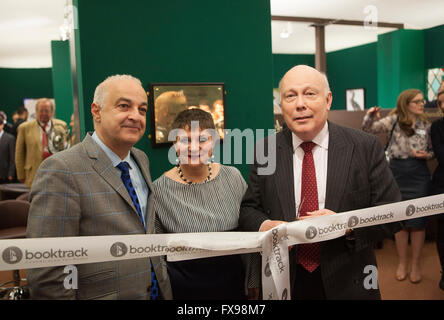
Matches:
[240,65,401,300]
[0,110,14,135]
[15,99,68,187]
[154,108,259,300]
[0,113,16,184]
[12,111,19,124]
[431,88,444,290]
[154,91,187,143]
[363,88,433,284]
[26,74,172,300]
[11,106,29,137]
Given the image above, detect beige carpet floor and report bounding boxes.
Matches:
[376,238,444,300]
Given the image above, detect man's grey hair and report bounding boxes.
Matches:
[93,74,143,108]
[277,65,331,104]
[36,98,55,112]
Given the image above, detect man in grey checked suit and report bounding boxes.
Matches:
[27,75,172,299]
[240,65,402,300]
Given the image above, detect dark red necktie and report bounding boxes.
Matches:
[297,141,320,272]
[42,123,51,160]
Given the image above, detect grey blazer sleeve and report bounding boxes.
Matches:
[26,155,81,300]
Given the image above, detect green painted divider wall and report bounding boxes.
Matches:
[0,68,53,119]
[327,42,378,110]
[377,29,425,109]
[272,54,315,88]
[74,0,274,180]
[425,24,444,69]
[51,40,74,125]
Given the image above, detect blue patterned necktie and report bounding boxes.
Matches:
[116,161,159,300]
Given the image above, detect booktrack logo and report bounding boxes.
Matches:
[2,247,23,264]
[2,246,88,265]
[110,242,128,257]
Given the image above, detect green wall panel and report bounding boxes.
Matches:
[0,68,53,119]
[51,40,74,125]
[377,29,425,109]
[272,54,314,88]
[327,43,378,110]
[74,0,273,179]
[425,24,444,69]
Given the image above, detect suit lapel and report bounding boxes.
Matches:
[325,122,353,212]
[32,121,43,155]
[274,129,297,222]
[83,134,139,215]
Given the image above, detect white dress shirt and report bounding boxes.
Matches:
[292,122,329,218]
[38,120,52,143]
[91,132,149,226]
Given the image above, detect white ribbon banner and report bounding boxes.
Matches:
[1,194,443,300]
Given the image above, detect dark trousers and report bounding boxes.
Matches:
[437,213,444,270]
[292,263,326,300]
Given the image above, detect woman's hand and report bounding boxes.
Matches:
[366,106,381,119]
[412,149,431,160]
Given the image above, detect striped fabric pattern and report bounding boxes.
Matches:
[153,165,261,289]
[153,165,247,233]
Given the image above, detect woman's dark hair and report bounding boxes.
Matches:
[171,108,215,131]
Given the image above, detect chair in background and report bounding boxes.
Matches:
[0,200,30,299]
[16,192,30,202]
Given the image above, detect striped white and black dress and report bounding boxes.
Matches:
[153,165,249,299]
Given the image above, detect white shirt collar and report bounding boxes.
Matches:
[291,121,329,152]
[91,132,131,168]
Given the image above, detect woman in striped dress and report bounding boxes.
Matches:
[153,108,258,300]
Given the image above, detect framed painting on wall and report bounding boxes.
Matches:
[345,88,365,111]
[149,83,225,147]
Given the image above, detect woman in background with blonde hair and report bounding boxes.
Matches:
[362,88,434,284]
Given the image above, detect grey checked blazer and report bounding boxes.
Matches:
[26,133,172,300]
[239,121,402,299]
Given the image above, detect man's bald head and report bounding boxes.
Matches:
[279,65,331,99]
